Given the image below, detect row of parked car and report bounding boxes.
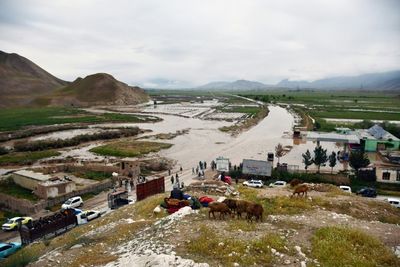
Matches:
[242,179,287,188]
[0,196,101,259]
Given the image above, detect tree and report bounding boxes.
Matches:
[328,152,337,174]
[275,143,284,164]
[349,151,370,175]
[313,146,328,173]
[302,149,313,173]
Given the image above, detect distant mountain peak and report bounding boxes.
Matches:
[277,70,400,90]
[198,79,270,90]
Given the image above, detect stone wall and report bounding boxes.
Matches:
[0,193,46,214]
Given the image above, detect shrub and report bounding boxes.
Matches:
[312,227,400,267]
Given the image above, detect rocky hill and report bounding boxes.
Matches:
[3,184,399,267]
[46,73,149,107]
[0,50,68,107]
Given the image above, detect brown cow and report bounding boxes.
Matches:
[246,203,264,222]
[208,202,232,220]
[236,200,252,219]
[291,184,309,197]
[222,198,237,213]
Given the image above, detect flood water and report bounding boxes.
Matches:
[48,105,348,173]
[155,105,346,172]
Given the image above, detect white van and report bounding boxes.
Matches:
[61,196,83,210]
[387,198,400,208]
[339,185,352,193]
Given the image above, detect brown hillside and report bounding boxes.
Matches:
[48,73,149,107]
[0,50,68,107]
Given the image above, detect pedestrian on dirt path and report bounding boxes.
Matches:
[180,181,184,189]
[180,166,183,172]
[176,176,180,185]
[196,166,199,174]
[192,167,194,174]
[204,161,207,169]
[171,176,174,185]
[176,172,179,179]
[168,169,171,176]
[199,161,203,170]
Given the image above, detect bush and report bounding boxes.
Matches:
[14,128,140,152]
[0,146,9,155]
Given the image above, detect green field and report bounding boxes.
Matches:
[0,107,158,132]
[0,150,60,165]
[217,105,261,116]
[236,90,400,134]
[90,140,172,157]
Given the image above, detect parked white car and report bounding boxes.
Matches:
[82,210,101,221]
[339,185,352,193]
[387,198,400,208]
[243,180,264,188]
[61,196,83,210]
[269,181,287,187]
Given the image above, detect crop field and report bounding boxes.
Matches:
[0,107,158,132]
[236,90,400,132]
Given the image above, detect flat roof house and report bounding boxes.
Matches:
[12,170,52,191]
[12,170,76,199]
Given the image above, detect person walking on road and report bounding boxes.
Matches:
[171,176,174,185]
[192,167,195,174]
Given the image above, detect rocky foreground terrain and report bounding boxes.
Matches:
[3,184,400,267]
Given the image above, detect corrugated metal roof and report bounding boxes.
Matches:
[306,131,360,144]
[368,125,386,139]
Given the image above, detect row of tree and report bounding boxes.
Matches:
[275,142,371,175]
[300,145,370,174]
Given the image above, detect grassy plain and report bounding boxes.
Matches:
[0,150,60,165]
[0,107,157,132]
[90,140,172,157]
[237,90,400,132]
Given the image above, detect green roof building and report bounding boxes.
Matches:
[357,125,400,152]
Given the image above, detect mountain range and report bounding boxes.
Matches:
[0,51,149,108]
[197,71,400,91]
[198,80,271,90]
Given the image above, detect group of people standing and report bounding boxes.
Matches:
[169,166,184,189]
[192,160,208,179]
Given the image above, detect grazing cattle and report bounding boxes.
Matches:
[289,179,303,187]
[246,203,264,222]
[236,200,252,219]
[292,184,309,197]
[208,202,232,220]
[222,198,237,213]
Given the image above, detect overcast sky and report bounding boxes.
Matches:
[0,0,399,88]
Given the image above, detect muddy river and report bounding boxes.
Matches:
[60,105,346,173]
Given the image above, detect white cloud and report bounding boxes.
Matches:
[0,0,399,87]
